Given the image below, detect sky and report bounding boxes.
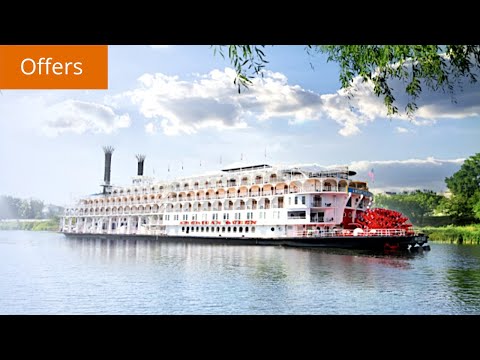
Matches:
[0,45,479,206]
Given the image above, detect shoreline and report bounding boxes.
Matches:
[418,225,480,245]
[0,219,59,232]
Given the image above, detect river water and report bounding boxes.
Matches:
[0,230,479,314]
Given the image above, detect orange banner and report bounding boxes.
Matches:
[0,45,108,89]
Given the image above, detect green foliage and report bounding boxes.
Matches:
[438,195,476,225]
[445,153,480,198]
[373,190,444,226]
[0,218,59,231]
[420,224,480,244]
[212,45,268,93]
[215,45,480,116]
[0,195,64,220]
[379,153,480,226]
[417,215,452,227]
[31,218,60,231]
[441,153,480,224]
[474,198,480,221]
[440,195,480,225]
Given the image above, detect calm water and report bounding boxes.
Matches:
[0,231,479,314]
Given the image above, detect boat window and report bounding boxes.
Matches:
[251,227,255,233]
[239,227,243,233]
[288,211,306,219]
[271,227,275,232]
[245,227,249,233]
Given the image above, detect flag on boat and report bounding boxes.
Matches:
[368,168,375,182]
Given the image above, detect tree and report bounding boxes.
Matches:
[373,190,443,227]
[442,153,480,224]
[29,199,45,219]
[0,196,22,219]
[0,196,14,219]
[0,195,54,219]
[474,196,480,221]
[445,153,480,198]
[438,195,477,225]
[214,45,480,117]
[18,199,31,218]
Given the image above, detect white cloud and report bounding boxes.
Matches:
[145,122,157,134]
[395,126,409,133]
[42,100,131,136]
[346,157,464,193]
[116,68,327,136]
[316,68,480,136]
[115,66,480,137]
[119,69,250,135]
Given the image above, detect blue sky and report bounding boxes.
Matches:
[0,45,478,205]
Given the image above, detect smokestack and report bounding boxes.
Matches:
[136,154,146,176]
[103,146,114,190]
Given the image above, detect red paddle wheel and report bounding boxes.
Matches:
[356,208,414,235]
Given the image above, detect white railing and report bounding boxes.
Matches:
[294,228,408,238]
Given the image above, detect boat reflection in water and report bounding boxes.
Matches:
[65,236,424,290]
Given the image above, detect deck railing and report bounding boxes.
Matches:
[294,228,408,238]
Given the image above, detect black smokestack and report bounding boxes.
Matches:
[136,154,146,176]
[103,146,114,186]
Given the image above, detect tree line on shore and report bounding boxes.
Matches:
[0,196,64,220]
[374,153,480,227]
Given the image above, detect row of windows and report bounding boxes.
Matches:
[181,226,256,234]
[74,195,325,214]
[111,179,345,195]
[292,196,306,205]
[172,211,279,221]
[136,212,282,221]
[81,193,332,207]
[178,212,256,221]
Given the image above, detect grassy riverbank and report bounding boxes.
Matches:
[0,219,59,232]
[418,224,480,245]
